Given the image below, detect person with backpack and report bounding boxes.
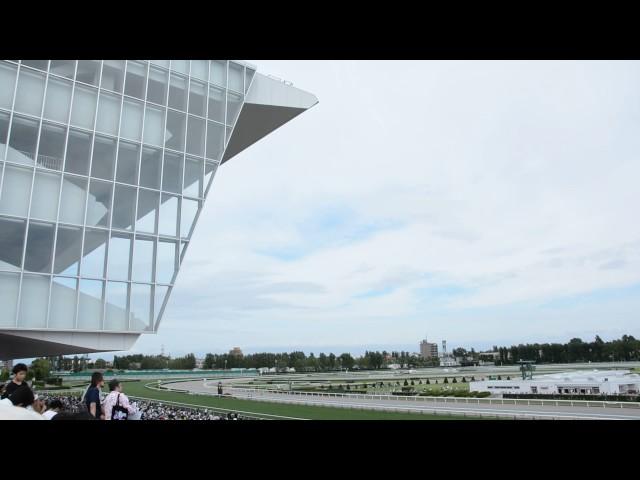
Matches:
[102,379,137,420]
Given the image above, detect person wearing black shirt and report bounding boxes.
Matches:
[1,363,29,400]
[84,372,105,419]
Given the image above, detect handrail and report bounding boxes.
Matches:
[227,387,640,410]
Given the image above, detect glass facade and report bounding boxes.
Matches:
[0,59,251,333]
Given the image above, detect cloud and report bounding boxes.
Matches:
[135,61,640,354]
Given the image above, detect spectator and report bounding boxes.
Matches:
[51,411,96,420]
[102,379,138,420]
[84,372,105,419]
[1,385,46,419]
[1,363,29,400]
[42,399,64,420]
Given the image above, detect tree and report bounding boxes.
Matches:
[0,370,9,381]
[452,377,457,383]
[461,376,467,383]
[497,375,502,380]
[72,356,80,373]
[426,379,430,385]
[411,380,415,386]
[443,377,448,384]
[95,358,107,369]
[31,358,51,381]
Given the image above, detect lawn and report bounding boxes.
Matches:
[116,380,476,420]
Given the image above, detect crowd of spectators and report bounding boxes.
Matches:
[1,364,245,420]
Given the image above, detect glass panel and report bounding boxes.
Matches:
[105,281,128,331]
[150,60,169,68]
[0,272,19,326]
[0,62,18,109]
[207,86,225,123]
[171,60,189,75]
[132,236,154,282]
[107,232,131,281]
[112,184,136,230]
[75,60,101,86]
[0,165,32,216]
[7,115,39,165]
[226,126,232,144]
[147,66,168,105]
[37,122,66,171]
[183,156,203,197]
[116,141,140,185]
[143,105,165,146]
[181,198,199,239]
[43,77,73,123]
[24,222,54,273]
[71,85,98,130]
[186,115,205,156]
[228,62,244,92]
[22,60,49,71]
[154,285,169,325]
[245,68,256,93]
[120,99,143,141]
[59,175,87,225]
[162,151,182,194]
[136,189,158,233]
[188,80,206,117]
[18,274,49,328]
[81,229,108,278]
[165,109,185,151]
[30,170,61,221]
[129,283,151,331]
[101,59,125,93]
[156,240,176,284]
[0,217,26,271]
[64,129,92,176]
[206,121,224,161]
[95,91,121,136]
[124,61,147,99]
[191,60,208,81]
[0,111,9,160]
[204,161,217,188]
[159,194,178,237]
[168,73,187,111]
[86,179,111,228]
[49,276,77,329]
[227,91,243,126]
[91,135,117,180]
[210,60,227,87]
[50,60,76,80]
[54,225,82,276]
[15,68,45,116]
[139,146,162,189]
[78,279,103,330]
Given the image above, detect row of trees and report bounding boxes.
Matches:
[112,354,196,370]
[491,335,640,364]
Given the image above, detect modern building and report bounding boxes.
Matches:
[0,60,317,359]
[470,370,640,396]
[229,347,243,358]
[419,337,438,359]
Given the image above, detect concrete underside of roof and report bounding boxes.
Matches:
[0,330,140,359]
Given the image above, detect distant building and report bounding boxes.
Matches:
[420,337,439,359]
[229,347,243,358]
[0,360,13,371]
[470,370,640,397]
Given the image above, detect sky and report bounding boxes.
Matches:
[126,60,640,359]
